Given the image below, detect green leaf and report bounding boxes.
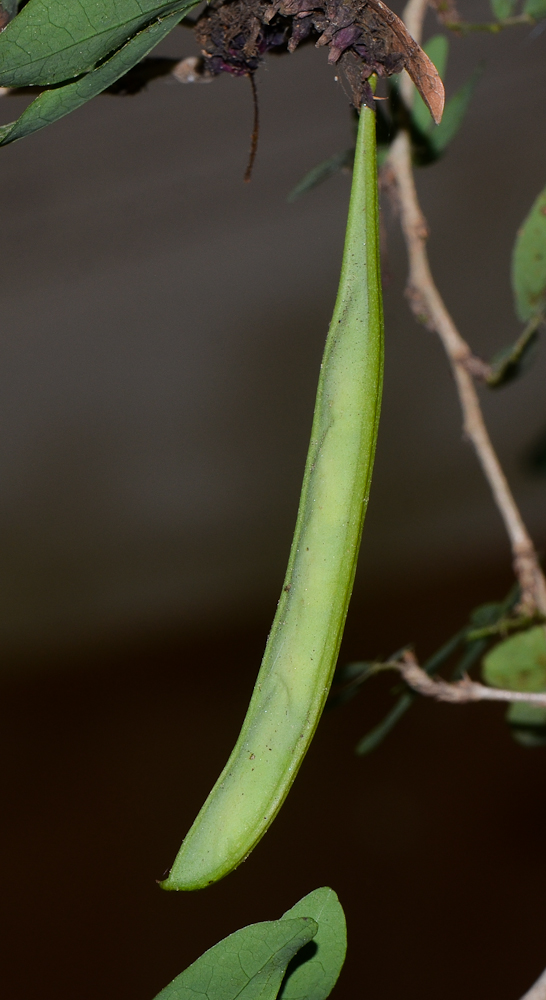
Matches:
[482,626,546,692]
[355,630,465,755]
[507,702,546,727]
[411,34,449,135]
[154,917,319,1000]
[0,6,197,147]
[288,102,392,203]
[423,34,449,80]
[507,702,546,746]
[355,692,414,755]
[527,425,546,476]
[523,0,546,17]
[153,889,347,1000]
[279,888,347,1000]
[409,36,480,163]
[353,590,522,755]
[455,606,546,749]
[512,183,546,321]
[0,0,187,87]
[452,603,503,678]
[288,149,354,203]
[335,661,376,684]
[491,0,518,18]
[470,601,506,628]
[487,315,540,387]
[428,67,482,155]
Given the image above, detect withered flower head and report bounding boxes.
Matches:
[194,0,444,121]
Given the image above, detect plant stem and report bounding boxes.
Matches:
[389,0,546,616]
[444,15,535,34]
[388,650,546,706]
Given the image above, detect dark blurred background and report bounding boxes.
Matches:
[1,2,546,998]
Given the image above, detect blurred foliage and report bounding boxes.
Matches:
[482,626,546,691]
[289,34,480,200]
[526,425,546,475]
[288,149,354,203]
[487,317,541,387]
[523,0,546,17]
[483,627,546,745]
[512,182,546,321]
[331,590,546,755]
[486,178,546,388]
[490,0,518,16]
[411,34,448,133]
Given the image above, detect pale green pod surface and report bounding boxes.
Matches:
[161,102,384,891]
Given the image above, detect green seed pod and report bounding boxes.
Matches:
[161,101,384,891]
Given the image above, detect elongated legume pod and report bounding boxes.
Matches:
[161,101,384,891]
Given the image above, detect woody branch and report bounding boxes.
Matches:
[387,0,546,616]
[389,649,546,707]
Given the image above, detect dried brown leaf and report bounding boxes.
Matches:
[366,0,444,123]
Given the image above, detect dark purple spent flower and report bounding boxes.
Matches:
[193,0,444,117]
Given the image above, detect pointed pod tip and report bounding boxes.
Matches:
[158,863,221,892]
[157,871,175,890]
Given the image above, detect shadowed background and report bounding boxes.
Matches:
[1,1,545,998]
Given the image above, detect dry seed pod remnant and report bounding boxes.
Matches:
[193,0,444,119]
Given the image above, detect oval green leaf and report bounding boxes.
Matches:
[512,184,546,321]
[411,35,448,136]
[523,0,546,17]
[154,917,318,1000]
[483,626,546,746]
[428,67,481,156]
[491,0,517,18]
[482,626,546,692]
[279,888,347,1000]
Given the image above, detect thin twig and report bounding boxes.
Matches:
[391,650,546,706]
[444,14,535,34]
[388,0,546,616]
